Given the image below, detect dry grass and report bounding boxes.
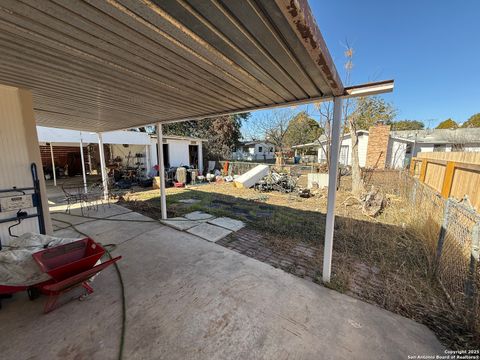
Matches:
[121,176,479,349]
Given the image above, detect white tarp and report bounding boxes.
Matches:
[0,233,80,286]
[233,165,269,188]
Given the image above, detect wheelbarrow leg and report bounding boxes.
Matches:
[43,282,94,313]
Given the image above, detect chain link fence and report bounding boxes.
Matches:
[399,172,480,330]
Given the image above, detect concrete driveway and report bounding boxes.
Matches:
[0,204,444,359]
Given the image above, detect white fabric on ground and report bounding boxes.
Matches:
[0,233,81,286]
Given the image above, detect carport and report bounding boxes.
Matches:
[0,1,447,358]
[0,0,393,282]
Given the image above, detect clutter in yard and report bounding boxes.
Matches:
[361,187,387,217]
[233,164,269,188]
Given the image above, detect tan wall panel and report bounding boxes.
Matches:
[0,84,52,244]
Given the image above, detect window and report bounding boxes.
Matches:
[452,143,465,151]
[339,145,349,165]
[269,147,274,152]
[258,146,263,153]
[433,144,446,152]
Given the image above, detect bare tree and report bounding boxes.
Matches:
[249,108,295,163]
[341,46,366,195]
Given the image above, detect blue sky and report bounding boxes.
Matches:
[243,0,480,136]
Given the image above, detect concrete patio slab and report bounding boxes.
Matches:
[161,217,201,231]
[208,217,245,232]
[184,211,215,221]
[0,205,444,360]
[50,206,160,246]
[187,223,233,242]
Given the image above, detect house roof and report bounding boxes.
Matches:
[291,130,369,148]
[0,0,343,132]
[390,128,480,144]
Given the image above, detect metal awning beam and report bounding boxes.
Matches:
[115,80,395,131]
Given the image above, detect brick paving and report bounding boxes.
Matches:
[217,227,321,282]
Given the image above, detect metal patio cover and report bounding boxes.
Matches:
[0,0,343,132]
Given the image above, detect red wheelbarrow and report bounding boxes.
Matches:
[0,238,121,313]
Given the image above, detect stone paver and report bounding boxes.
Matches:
[207,217,245,231]
[161,217,200,230]
[184,211,215,221]
[187,223,232,242]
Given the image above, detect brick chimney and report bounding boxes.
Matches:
[365,123,391,169]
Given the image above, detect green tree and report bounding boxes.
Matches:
[392,120,425,130]
[284,111,322,147]
[352,96,396,130]
[163,113,249,161]
[462,113,480,128]
[436,118,458,129]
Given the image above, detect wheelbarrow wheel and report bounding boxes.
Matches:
[27,287,40,300]
[0,294,13,309]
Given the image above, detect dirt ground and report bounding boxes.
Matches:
[120,178,478,349]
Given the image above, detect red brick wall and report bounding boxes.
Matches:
[365,124,391,169]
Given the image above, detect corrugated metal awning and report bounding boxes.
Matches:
[0,0,343,132]
[36,126,152,145]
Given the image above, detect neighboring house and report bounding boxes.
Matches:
[292,125,480,169]
[388,128,480,169]
[231,141,275,161]
[149,135,205,173]
[292,130,370,167]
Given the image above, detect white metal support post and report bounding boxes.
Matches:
[145,144,150,175]
[323,96,343,283]
[156,123,167,220]
[198,142,203,175]
[87,146,93,174]
[79,134,88,193]
[97,133,108,200]
[49,142,56,186]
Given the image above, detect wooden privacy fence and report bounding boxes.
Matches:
[410,152,480,211]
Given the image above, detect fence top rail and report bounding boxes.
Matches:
[417,151,480,164]
[412,156,480,172]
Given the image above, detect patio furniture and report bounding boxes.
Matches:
[61,183,88,215]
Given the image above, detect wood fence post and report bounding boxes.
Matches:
[409,157,416,176]
[419,160,428,182]
[441,161,456,199]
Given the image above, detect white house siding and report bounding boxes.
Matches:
[358,134,369,167]
[387,139,408,169]
[167,139,190,167]
[464,145,480,152]
[232,142,275,161]
[149,137,203,171]
[0,85,52,245]
[317,133,368,167]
